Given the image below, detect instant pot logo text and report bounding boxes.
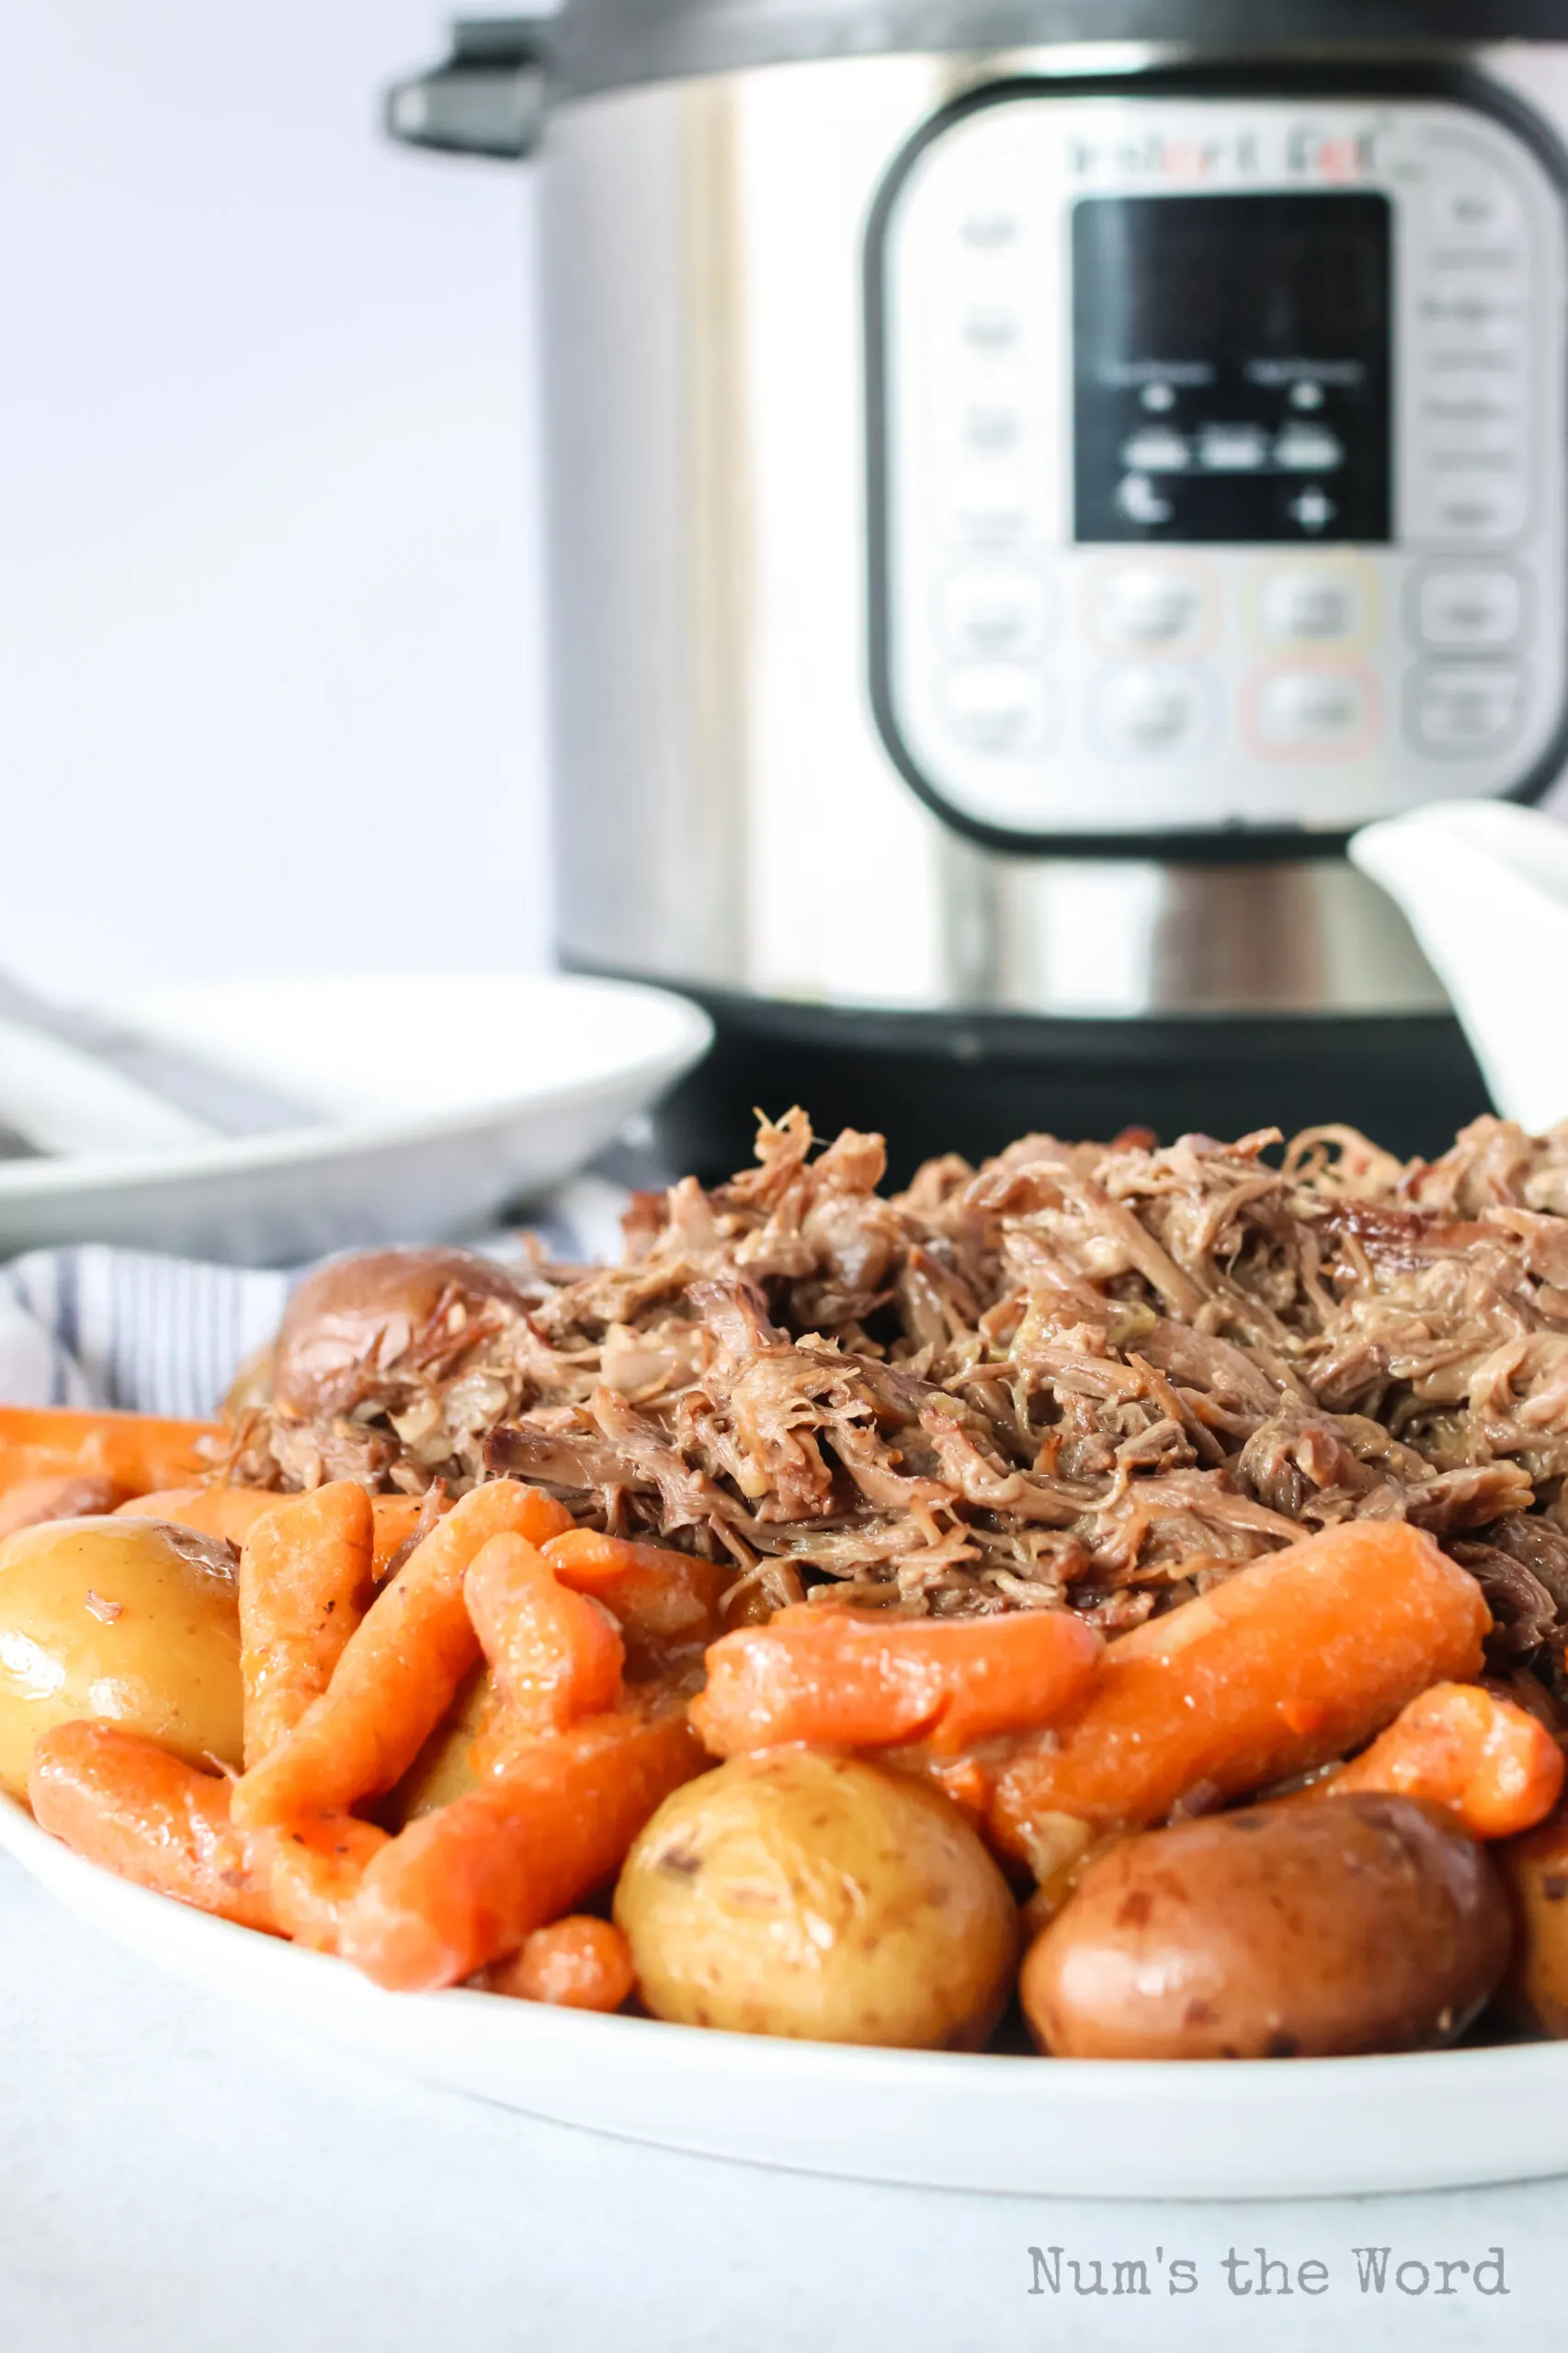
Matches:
[1026,2245,1510,2301]
[1067,125,1374,183]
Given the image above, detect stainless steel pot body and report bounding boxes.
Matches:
[539,41,1568,1027]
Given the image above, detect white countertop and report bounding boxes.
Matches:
[3,1853,1565,2353]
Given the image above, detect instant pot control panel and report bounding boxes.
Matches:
[868,80,1568,850]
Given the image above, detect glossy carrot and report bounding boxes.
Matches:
[464,1533,624,1735]
[1313,1680,1565,1840]
[338,1698,706,1992]
[988,1521,1491,1868]
[122,1488,435,1581]
[0,1472,126,1537]
[238,1483,375,1767]
[232,1481,561,1830]
[269,1815,390,1952]
[483,1915,634,2010]
[689,1602,1104,1758]
[543,1529,729,1661]
[0,1405,218,1497]
[28,1720,277,1932]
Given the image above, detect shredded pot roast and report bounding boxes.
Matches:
[221,1109,1568,1674]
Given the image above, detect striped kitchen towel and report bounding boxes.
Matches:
[0,1174,632,1420]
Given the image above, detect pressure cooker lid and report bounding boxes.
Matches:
[460,0,1568,105]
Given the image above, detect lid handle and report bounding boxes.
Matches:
[385,18,551,160]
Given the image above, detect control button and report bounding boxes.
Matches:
[944,471,1033,546]
[962,304,1020,350]
[1415,569,1522,653]
[1274,423,1345,472]
[939,569,1051,659]
[963,402,1022,453]
[1141,382,1176,413]
[1422,476,1525,540]
[1095,569,1206,650]
[1289,487,1336,534]
[945,665,1051,752]
[1120,426,1188,473]
[1290,381,1326,412]
[1199,424,1268,472]
[1261,571,1363,646]
[960,210,1018,249]
[1116,475,1173,527]
[1429,179,1522,242]
[1409,665,1522,755]
[1254,668,1371,755]
[1094,665,1212,757]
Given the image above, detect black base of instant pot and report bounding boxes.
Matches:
[637,989,1494,1188]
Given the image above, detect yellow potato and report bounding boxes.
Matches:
[388,1663,491,1824]
[614,1748,1018,2049]
[0,1516,244,1799]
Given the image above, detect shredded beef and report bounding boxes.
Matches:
[220,1107,1568,1662]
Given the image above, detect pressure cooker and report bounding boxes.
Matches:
[389,1,1568,1176]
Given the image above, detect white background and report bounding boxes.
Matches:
[0,0,550,996]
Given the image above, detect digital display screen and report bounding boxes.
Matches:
[1072,193,1392,544]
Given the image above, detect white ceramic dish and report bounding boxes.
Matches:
[0,975,711,1264]
[1,1790,1561,2200]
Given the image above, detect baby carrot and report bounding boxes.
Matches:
[122,1489,440,1581]
[988,1521,1491,1869]
[1315,1680,1564,1840]
[28,1720,277,1932]
[232,1481,558,1830]
[464,1533,624,1735]
[338,1697,706,1992]
[0,1472,126,1537]
[689,1602,1103,1758]
[269,1815,390,1952]
[543,1529,729,1662]
[238,1483,375,1767]
[483,1915,634,2010]
[0,1405,219,1497]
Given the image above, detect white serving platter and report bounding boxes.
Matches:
[1,1789,1562,2201]
[0,974,711,1264]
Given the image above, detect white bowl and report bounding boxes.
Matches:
[0,1790,1562,2200]
[0,974,711,1264]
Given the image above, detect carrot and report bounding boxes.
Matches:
[1312,1680,1565,1840]
[688,1602,1104,1758]
[238,1483,375,1767]
[483,1915,634,2010]
[986,1521,1491,1869]
[232,1481,558,1831]
[0,1405,218,1498]
[0,1472,127,1537]
[464,1533,624,1735]
[121,1488,437,1581]
[269,1815,390,1951]
[338,1697,706,1991]
[28,1720,277,1932]
[543,1529,729,1663]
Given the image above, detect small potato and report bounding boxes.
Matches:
[1497,1815,1568,2036]
[0,1517,244,1799]
[388,1663,491,1824]
[615,1749,1018,2049]
[270,1246,529,1418]
[1021,1794,1511,2061]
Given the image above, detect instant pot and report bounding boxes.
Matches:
[390,2,1568,1174]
